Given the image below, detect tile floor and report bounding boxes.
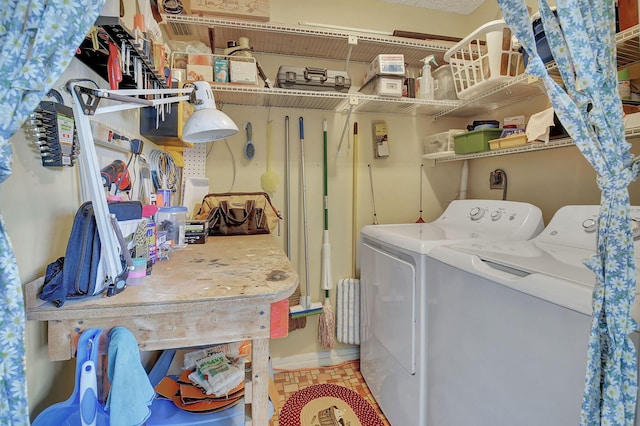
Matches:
[270,359,390,426]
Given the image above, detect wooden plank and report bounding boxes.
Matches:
[46,303,270,361]
[248,338,270,426]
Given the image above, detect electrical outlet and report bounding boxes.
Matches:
[490,170,505,189]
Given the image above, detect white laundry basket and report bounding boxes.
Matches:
[444,19,525,100]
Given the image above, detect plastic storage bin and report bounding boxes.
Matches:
[433,65,458,100]
[156,206,187,247]
[444,20,525,100]
[424,129,465,155]
[454,128,504,154]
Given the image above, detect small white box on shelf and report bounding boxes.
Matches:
[424,129,465,155]
[186,64,213,82]
[359,76,404,97]
[230,57,258,84]
[364,54,405,84]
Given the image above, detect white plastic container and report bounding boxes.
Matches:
[424,129,465,155]
[444,19,525,100]
[359,76,404,97]
[433,65,458,100]
[156,206,187,247]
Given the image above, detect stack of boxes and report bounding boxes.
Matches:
[359,54,406,97]
[169,52,258,87]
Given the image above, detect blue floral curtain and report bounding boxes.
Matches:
[497,0,639,424]
[0,0,105,423]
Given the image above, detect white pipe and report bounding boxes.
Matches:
[459,160,469,199]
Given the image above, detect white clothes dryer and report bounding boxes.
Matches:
[360,200,545,426]
[425,205,640,426]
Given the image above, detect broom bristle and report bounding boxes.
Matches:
[289,316,307,331]
[318,301,335,350]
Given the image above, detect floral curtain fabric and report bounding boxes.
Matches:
[497,0,639,424]
[0,0,105,423]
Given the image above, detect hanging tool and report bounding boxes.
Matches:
[368,164,379,225]
[243,122,255,160]
[336,122,361,345]
[417,164,425,223]
[319,118,335,350]
[107,40,122,90]
[285,116,305,330]
[260,120,279,194]
[290,117,322,319]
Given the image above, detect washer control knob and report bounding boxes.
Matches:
[470,207,484,221]
[491,210,503,221]
[582,218,597,233]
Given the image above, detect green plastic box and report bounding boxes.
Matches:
[454,128,504,154]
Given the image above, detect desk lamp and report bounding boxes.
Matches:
[68,80,238,296]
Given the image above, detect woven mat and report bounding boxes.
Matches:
[279,384,383,426]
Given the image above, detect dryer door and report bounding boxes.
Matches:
[361,242,416,375]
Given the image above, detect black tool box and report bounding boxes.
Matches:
[276,66,351,92]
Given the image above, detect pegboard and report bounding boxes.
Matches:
[182,143,207,178]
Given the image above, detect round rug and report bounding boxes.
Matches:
[280,383,384,426]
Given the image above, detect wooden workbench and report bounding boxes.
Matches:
[25,233,298,426]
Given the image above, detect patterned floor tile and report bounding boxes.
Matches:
[270,360,390,426]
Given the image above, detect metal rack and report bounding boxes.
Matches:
[76,16,167,90]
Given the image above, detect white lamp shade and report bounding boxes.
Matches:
[182,81,239,143]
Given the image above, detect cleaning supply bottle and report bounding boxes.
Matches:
[416,55,438,100]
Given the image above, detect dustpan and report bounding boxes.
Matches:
[33,328,110,426]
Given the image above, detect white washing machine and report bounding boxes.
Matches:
[425,205,640,426]
[360,200,545,426]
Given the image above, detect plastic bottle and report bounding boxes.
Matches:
[416,55,438,100]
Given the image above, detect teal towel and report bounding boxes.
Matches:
[106,327,155,426]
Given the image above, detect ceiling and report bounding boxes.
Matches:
[382,0,487,15]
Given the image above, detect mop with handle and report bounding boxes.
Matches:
[290,116,323,319]
[319,118,335,350]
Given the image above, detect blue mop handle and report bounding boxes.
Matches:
[299,117,304,140]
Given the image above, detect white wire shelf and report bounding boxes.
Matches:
[424,127,640,164]
[211,83,461,115]
[161,15,456,67]
[424,137,575,163]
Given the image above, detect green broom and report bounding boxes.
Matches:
[319,118,335,350]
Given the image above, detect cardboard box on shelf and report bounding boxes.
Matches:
[214,58,230,82]
[186,64,213,82]
[364,54,405,84]
[230,58,258,84]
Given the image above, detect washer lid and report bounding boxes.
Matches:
[361,222,495,254]
[446,240,598,286]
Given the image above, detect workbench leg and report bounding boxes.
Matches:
[248,337,270,426]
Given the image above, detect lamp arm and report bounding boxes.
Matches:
[71,85,193,116]
[69,82,129,295]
